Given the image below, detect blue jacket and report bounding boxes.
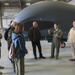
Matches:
[12,32,28,58]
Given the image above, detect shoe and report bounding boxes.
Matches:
[34,57,37,60]
[56,57,58,60]
[0,66,4,69]
[0,72,2,75]
[50,56,54,58]
[39,56,46,59]
[69,59,75,61]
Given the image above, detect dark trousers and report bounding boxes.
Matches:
[51,41,60,58]
[31,40,42,58]
[0,47,1,58]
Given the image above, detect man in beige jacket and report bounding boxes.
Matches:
[68,20,75,61]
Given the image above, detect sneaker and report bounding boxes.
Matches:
[69,59,75,61]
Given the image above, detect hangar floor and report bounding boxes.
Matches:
[0,31,75,75]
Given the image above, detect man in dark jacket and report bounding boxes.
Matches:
[28,21,45,59]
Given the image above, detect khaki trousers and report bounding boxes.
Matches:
[71,43,75,59]
[14,57,24,75]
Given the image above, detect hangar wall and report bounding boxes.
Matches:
[1,7,21,28]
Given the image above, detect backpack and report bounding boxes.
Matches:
[8,41,19,59]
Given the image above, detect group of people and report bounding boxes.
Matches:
[28,21,63,60]
[0,20,75,75]
[28,20,75,61]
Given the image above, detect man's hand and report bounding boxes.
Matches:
[48,30,51,34]
[56,34,58,37]
[56,34,61,38]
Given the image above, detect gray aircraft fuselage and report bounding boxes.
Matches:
[14,1,75,41]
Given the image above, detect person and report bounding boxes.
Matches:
[4,21,17,50]
[0,33,4,75]
[0,33,2,58]
[68,20,75,61]
[4,21,18,72]
[12,22,28,75]
[28,21,45,59]
[48,23,63,60]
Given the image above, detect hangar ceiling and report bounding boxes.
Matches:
[0,0,72,8]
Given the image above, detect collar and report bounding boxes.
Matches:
[56,29,58,31]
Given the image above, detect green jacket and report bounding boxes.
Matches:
[51,29,63,43]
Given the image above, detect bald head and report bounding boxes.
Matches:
[33,21,38,28]
[73,20,75,28]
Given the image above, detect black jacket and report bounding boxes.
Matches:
[28,27,41,41]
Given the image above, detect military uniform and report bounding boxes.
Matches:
[50,29,63,59]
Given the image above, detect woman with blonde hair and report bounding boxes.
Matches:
[11,22,28,75]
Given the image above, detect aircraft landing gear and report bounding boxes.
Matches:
[60,42,66,48]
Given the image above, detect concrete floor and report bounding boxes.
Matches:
[0,31,75,75]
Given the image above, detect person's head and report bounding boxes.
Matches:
[33,21,38,28]
[54,23,59,30]
[73,20,75,27]
[10,21,18,27]
[14,23,24,34]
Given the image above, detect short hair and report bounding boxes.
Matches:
[14,23,24,34]
[54,23,59,27]
[33,21,37,25]
[11,21,18,26]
